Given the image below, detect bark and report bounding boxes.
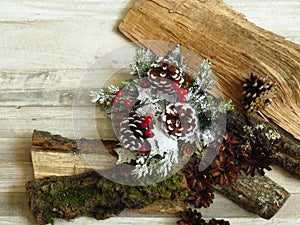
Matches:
[118,0,300,141]
[214,172,290,220]
[26,170,189,225]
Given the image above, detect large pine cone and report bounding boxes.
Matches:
[118,113,149,150]
[162,104,183,139]
[242,73,276,112]
[147,58,184,93]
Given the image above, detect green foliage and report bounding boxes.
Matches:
[130,48,157,77]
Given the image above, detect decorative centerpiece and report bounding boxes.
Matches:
[90,45,232,181]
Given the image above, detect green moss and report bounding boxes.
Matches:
[27,171,188,225]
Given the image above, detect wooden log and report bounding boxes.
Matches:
[214,171,290,219]
[26,170,189,225]
[28,130,290,220]
[31,130,118,179]
[118,0,300,142]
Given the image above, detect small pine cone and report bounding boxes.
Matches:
[242,73,276,112]
[147,58,184,93]
[209,153,240,185]
[184,158,213,191]
[208,218,230,225]
[187,186,215,208]
[162,104,183,139]
[118,113,149,150]
[177,208,207,225]
[176,103,198,138]
[240,140,272,176]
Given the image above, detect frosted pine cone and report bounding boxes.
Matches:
[147,58,184,93]
[242,73,276,112]
[176,103,198,139]
[162,104,183,139]
[119,113,149,150]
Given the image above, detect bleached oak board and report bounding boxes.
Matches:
[0,0,299,224]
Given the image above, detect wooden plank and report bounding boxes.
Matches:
[0,21,128,70]
[225,0,300,43]
[0,69,131,107]
[0,0,134,21]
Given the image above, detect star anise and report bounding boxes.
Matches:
[177,208,207,225]
[209,153,240,185]
[240,140,272,176]
[208,218,230,225]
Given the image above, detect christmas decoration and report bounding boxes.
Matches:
[91,44,233,179]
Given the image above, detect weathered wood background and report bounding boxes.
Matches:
[0,0,299,224]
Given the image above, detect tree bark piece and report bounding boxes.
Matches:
[214,171,290,220]
[26,170,189,225]
[118,0,300,141]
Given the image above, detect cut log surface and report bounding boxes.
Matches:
[119,0,300,141]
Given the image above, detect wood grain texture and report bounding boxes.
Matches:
[119,0,300,141]
[0,0,299,224]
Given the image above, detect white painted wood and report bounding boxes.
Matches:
[0,0,299,224]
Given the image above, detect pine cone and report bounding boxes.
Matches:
[220,132,241,157]
[209,152,240,185]
[176,103,198,138]
[177,208,207,225]
[118,113,150,151]
[242,73,276,112]
[162,104,183,139]
[240,140,272,176]
[184,158,213,191]
[147,58,184,93]
[208,218,230,225]
[187,186,215,208]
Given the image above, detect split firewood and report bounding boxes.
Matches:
[118,0,300,142]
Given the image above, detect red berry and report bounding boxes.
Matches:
[123,100,131,108]
[112,97,119,105]
[116,90,123,98]
[172,81,180,89]
[141,81,150,88]
[144,116,152,124]
[179,96,187,103]
[141,121,148,129]
[182,87,189,95]
[145,129,153,137]
[139,146,147,154]
[176,88,186,96]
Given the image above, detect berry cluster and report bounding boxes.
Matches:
[173,81,189,103]
[111,90,131,108]
[138,115,153,154]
